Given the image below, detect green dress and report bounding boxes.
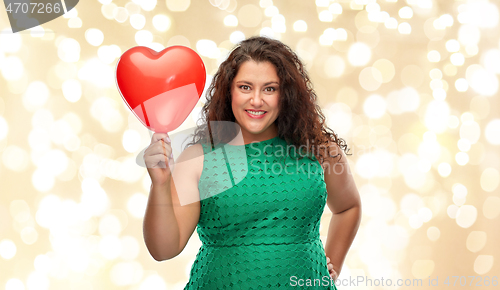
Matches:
[184,135,338,289]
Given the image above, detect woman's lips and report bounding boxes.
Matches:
[245,110,267,119]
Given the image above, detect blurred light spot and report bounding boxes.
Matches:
[319,28,337,45]
[466,64,499,96]
[319,10,333,22]
[412,260,434,279]
[153,15,171,32]
[452,183,467,206]
[427,226,440,241]
[398,22,411,34]
[293,20,307,32]
[316,0,328,7]
[363,94,386,118]
[444,64,457,76]
[0,115,8,140]
[102,3,117,19]
[455,78,468,92]
[81,178,110,216]
[474,255,494,275]
[130,14,146,30]
[0,239,16,259]
[2,56,24,80]
[424,100,449,133]
[456,205,477,228]
[450,53,464,66]
[26,272,49,290]
[483,49,500,74]
[447,204,459,219]
[10,199,30,223]
[459,119,480,144]
[455,151,469,165]
[224,15,238,26]
[135,30,153,46]
[32,168,55,192]
[359,67,382,91]
[458,24,480,45]
[2,145,29,172]
[5,279,24,290]
[111,261,144,286]
[139,274,167,290]
[140,0,157,11]
[99,214,122,236]
[348,42,371,66]
[79,58,115,88]
[427,50,440,62]
[68,17,82,28]
[20,227,38,245]
[480,168,499,192]
[121,236,140,260]
[123,130,141,153]
[259,0,272,8]
[418,207,432,222]
[85,28,104,46]
[62,79,82,103]
[324,55,344,78]
[271,14,286,33]
[238,4,262,27]
[438,162,451,177]
[230,31,245,44]
[0,29,22,52]
[264,5,278,17]
[323,103,352,137]
[125,2,140,14]
[385,17,398,29]
[466,231,487,253]
[372,59,395,83]
[166,0,190,11]
[485,119,500,145]
[399,6,413,19]
[483,196,500,219]
[445,39,460,52]
[23,81,49,111]
[196,39,220,59]
[329,3,342,14]
[58,38,80,62]
[457,138,471,152]
[99,235,122,260]
[465,44,479,56]
[260,27,275,39]
[448,116,459,129]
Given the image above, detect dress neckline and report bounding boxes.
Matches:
[225,135,280,147]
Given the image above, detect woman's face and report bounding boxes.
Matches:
[231,60,280,140]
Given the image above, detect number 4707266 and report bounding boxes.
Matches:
[5,2,62,14]
[443,276,498,287]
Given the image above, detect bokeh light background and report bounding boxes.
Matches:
[1,0,500,289]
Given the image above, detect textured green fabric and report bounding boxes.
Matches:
[184,136,338,289]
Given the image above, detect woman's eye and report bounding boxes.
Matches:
[240,85,250,90]
[265,87,276,92]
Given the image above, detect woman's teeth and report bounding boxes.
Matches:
[247,110,266,115]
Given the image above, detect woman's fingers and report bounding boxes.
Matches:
[150,132,170,145]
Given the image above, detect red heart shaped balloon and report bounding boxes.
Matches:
[115,46,206,133]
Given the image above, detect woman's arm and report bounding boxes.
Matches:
[321,143,362,277]
[143,142,203,261]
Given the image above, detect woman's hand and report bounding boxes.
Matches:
[144,133,174,186]
[326,256,339,281]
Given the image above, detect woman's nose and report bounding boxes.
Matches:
[250,91,264,106]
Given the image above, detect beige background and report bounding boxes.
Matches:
[0,0,499,289]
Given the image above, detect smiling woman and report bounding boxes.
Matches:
[142,36,362,289]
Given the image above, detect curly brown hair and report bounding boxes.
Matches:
[186,36,350,164]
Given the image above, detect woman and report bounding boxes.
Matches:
[143,36,362,289]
